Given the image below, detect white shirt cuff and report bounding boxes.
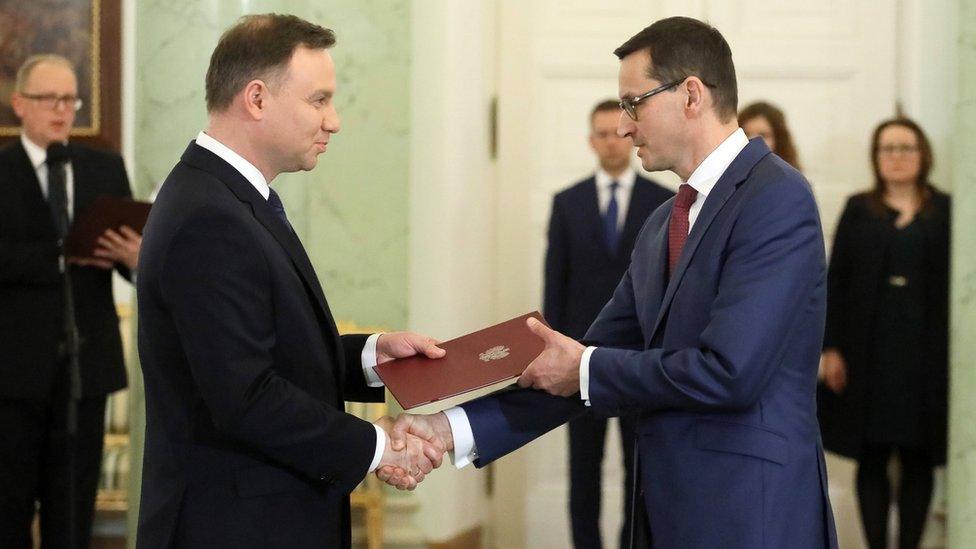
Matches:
[361,333,384,387]
[368,423,386,473]
[443,407,478,469]
[580,346,596,407]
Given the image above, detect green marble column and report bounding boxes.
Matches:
[128,1,410,544]
[948,0,976,546]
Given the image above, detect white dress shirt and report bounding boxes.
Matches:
[595,168,637,230]
[447,129,750,468]
[195,131,389,473]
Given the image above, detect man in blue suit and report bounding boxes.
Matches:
[547,99,672,549]
[386,16,837,548]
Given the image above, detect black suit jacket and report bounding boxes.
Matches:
[136,142,385,548]
[818,188,950,465]
[544,173,673,339]
[0,140,130,401]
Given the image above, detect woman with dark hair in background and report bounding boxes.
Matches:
[738,100,802,171]
[818,117,950,549]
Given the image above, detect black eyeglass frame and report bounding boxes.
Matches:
[618,77,717,121]
[19,93,84,112]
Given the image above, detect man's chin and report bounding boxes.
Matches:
[297,155,320,172]
[37,133,70,147]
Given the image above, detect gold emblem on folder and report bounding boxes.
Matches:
[479,345,511,362]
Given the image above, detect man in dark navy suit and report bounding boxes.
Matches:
[545,99,671,549]
[0,54,142,548]
[391,17,838,548]
[136,15,444,548]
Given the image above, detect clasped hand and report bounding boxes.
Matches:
[374,412,455,490]
[373,416,445,490]
[371,332,449,490]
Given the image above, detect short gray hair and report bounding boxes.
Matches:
[15,54,75,93]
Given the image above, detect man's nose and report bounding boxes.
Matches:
[323,107,340,133]
[617,111,634,139]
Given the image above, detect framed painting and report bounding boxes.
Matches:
[0,0,121,151]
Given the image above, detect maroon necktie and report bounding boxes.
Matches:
[668,184,698,277]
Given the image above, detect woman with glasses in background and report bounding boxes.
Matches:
[738,100,802,171]
[818,117,950,549]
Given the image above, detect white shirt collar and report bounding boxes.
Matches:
[684,128,749,198]
[195,131,270,200]
[21,133,53,170]
[595,167,636,191]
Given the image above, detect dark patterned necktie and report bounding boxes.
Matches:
[604,181,620,253]
[668,184,698,277]
[267,188,295,234]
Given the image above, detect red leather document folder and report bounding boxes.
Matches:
[66,195,152,257]
[376,312,547,410]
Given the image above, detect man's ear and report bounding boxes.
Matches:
[241,80,268,120]
[683,77,707,115]
[10,92,25,120]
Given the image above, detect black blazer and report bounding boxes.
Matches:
[136,142,385,548]
[544,174,673,339]
[818,188,950,465]
[0,140,130,401]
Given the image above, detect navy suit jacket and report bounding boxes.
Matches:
[136,142,384,548]
[461,139,838,548]
[544,173,673,339]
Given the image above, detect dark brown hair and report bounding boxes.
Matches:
[205,14,335,112]
[868,117,934,214]
[590,99,622,123]
[613,17,738,122]
[738,101,801,171]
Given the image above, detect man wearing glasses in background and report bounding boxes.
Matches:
[389,16,838,548]
[0,54,140,547]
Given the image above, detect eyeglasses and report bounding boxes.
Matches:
[619,77,717,121]
[878,144,919,156]
[20,93,84,112]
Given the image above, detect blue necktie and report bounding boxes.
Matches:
[267,188,295,234]
[604,181,620,253]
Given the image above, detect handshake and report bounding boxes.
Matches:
[372,412,453,490]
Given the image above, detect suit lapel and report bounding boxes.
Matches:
[179,143,346,375]
[10,142,52,224]
[647,139,771,342]
[640,214,670,340]
[70,149,97,220]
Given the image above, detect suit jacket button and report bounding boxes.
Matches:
[320,474,336,485]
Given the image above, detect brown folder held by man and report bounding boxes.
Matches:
[376,312,547,410]
[66,195,152,257]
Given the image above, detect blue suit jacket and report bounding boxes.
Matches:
[461,138,838,548]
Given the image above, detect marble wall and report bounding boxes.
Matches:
[948,1,976,546]
[133,0,410,329]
